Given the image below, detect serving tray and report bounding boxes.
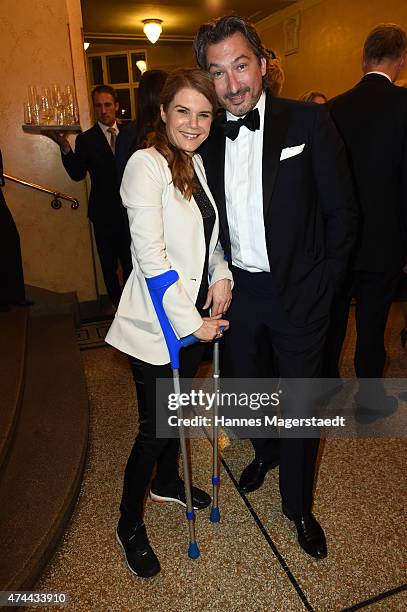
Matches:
[22,124,81,133]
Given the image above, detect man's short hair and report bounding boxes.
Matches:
[194,15,267,70]
[363,23,407,64]
[91,85,119,104]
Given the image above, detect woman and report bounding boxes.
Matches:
[106,69,232,578]
[299,90,327,104]
[265,49,285,97]
[115,69,168,184]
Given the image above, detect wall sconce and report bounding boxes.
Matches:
[136,60,147,74]
[83,42,90,51]
[142,19,163,44]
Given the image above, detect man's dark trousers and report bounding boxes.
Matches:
[323,73,407,379]
[223,265,327,514]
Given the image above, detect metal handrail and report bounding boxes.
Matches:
[3,173,80,210]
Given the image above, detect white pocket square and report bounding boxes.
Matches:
[280,144,305,161]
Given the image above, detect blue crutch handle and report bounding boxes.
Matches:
[146,270,199,369]
[180,335,199,349]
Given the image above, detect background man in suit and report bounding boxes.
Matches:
[46,85,132,308]
[195,15,357,559]
[323,24,407,417]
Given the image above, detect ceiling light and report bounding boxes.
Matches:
[142,19,163,44]
[136,60,147,74]
[84,42,90,51]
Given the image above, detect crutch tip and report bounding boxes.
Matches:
[188,542,200,559]
[210,507,221,522]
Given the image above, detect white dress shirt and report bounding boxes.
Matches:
[98,121,118,144]
[225,91,270,273]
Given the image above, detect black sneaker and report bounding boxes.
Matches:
[116,518,160,578]
[150,480,211,510]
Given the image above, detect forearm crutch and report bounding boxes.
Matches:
[210,336,221,523]
[146,269,200,560]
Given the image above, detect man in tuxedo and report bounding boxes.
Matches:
[47,85,132,307]
[323,24,407,416]
[195,15,357,559]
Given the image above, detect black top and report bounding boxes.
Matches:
[193,172,215,314]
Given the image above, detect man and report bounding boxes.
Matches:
[0,148,32,311]
[47,85,132,308]
[323,24,407,418]
[195,15,357,559]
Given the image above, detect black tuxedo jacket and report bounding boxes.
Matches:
[328,73,407,273]
[201,93,357,325]
[61,122,124,226]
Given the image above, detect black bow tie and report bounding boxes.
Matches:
[222,108,260,141]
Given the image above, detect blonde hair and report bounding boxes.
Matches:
[299,91,327,103]
[266,55,285,97]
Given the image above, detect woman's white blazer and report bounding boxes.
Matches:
[105,146,232,365]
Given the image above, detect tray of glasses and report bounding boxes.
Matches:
[22,124,81,134]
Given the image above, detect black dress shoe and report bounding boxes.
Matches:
[354,394,397,424]
[283,508,327,560]
[116,517,160,578]
[150,479,211,510]
[238,457,279,493]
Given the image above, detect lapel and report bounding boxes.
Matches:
[93,122,115,158]
[262,93,291,220]
[204,119,229,249]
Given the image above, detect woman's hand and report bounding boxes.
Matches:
[203,279,232,316]
[193,314,229,342]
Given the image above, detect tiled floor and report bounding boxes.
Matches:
[35,305,407,611]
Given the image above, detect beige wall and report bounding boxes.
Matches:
[0,0,97,301]
[258,0,407,100]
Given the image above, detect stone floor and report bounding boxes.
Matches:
[34,304,407,611]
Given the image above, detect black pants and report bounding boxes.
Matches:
[223,266,328,515]
[120,342,206,524]
[93,218,132,307]
[323,269,401,378]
